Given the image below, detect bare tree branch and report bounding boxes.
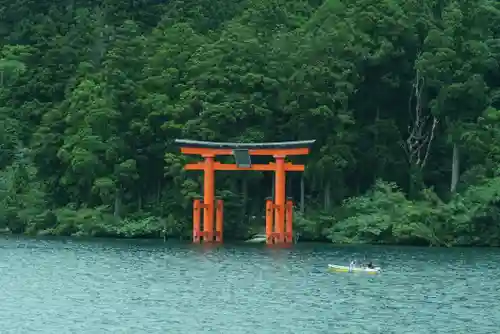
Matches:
[421,117,438,168]
[403,67,437,171]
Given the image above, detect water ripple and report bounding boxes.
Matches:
[1,238,500,333]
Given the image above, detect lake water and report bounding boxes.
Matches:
[0,236,499,333]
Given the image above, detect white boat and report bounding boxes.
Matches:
[245,234,267,243]
[327,264,381,274]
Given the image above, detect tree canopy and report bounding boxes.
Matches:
[1,0,500,246]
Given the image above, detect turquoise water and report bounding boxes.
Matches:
[0,237,499,333]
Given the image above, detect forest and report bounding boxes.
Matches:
[1,0,500,246]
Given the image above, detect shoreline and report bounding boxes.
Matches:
[1,232,498,248]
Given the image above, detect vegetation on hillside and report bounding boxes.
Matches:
[1,0,500,246]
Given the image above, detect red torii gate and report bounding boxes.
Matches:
[175,139,315,245]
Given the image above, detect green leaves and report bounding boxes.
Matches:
[0,0,499,243]
[328,180,449,246]
[328,174,500,246]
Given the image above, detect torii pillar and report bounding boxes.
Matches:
[175,139,315,245]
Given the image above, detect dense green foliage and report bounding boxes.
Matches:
[1,0,500,246]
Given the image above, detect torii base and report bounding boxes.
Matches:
[192,198,224,243]
[191,197,294,245]
[266,197,294,245]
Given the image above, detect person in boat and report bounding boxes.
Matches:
[349,260,356,272]
[365,261,374,269]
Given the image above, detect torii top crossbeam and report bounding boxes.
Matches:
[175,139,315,156]
[174,139,316,149]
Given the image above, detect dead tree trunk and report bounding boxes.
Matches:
[323,180,331,211]
[450,143,460,193]
[402,68,438,197]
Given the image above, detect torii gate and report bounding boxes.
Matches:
[175,139,315,245]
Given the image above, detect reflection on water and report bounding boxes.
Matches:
[0,236,499,333]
